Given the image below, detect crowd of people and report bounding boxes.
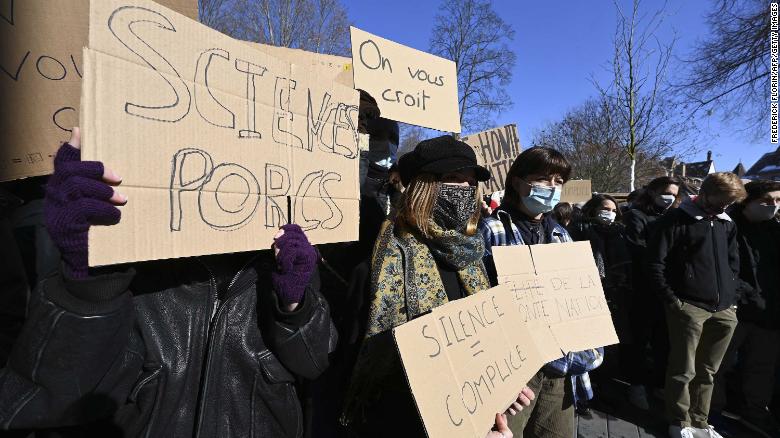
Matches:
[0,104,779,438]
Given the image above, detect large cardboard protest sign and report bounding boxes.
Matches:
[462,124,522,194]
[492,242,619,354]
[394,242,618,438]
[561,179,593,204]
[81,0,360,266]
[0,0,197,182]
[394,284,545,438]
[350,26,460,133]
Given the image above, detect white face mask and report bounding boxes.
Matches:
[597,210,616,224]
[744,202,779,222]
[655,194,676,209]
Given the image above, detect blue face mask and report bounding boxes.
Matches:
[522,184,561,215]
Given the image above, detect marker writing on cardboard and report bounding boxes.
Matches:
[168,148,344,232]
[357,37,442,111]
[444,344,528,427]
[107,6,360,158]
[421,295,506,358]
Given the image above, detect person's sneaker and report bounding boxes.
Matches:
[739,409,780,438]
[691,425,724,438]
[669,425,696,438]
[628,384,650,410]
[576,405,593,419]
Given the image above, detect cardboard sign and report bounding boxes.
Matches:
[247,43,354,88]
[461,124,522,194]
[394,284,545,438]
[350,26,460,133]
[393,242,618,438]
[81,0,359,266]
[492,242,619,354]
[0,0,197,182]
[561,180,592,204]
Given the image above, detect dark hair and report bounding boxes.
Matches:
[553,202,573,225]
[503,147,572,209]
[366,117,400,145]
[582,194,622,221]
[626,189,642,204]
[743,180,780,204]
[504,147,572,184]
[634,176,682,212]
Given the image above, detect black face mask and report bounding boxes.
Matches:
[698,194,728,216]
[433,184,477,232]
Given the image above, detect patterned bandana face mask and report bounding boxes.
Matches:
[433,184,477,232]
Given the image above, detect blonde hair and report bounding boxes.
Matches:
[700,172,747,203]
[396,173,482,239]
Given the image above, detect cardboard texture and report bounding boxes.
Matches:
[81,0,360,266]
[394,242,618,438]
[561,179,593,204]
[394,284,545,438]
[461,124,522,194]
[0,0,197,182]
[349,26,460,133]
[247,43,354,88]
[493,242,619,355]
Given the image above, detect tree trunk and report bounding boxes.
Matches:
[629,158,636,192]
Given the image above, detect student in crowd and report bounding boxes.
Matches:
[342,136,534,438]
[553,201,574,227]
[361,117,400,216]
[0,129,336,437]
[622,176,682,410]
[481,146,589,438]
[622,189,642,214]
[568,194,632,340]
[646,172,746,438]
[711,180,780,438]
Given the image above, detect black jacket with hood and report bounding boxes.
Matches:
[646,199,740,312]
[622,204,666,300]
[730,207,780,329]
[0,252,336,438]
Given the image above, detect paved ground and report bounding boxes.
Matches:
[579,377,764,438]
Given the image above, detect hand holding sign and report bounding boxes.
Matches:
[486,413,513,438]
[44,127,127,278]
[271,224,318,311]
[394,243,618,438]
[506,387,535,416]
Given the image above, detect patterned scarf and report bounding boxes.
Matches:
[341,219,490,425]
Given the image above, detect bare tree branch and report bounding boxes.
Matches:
[202,0,351,56]
[429,0,517,133]
[675,0,769,139]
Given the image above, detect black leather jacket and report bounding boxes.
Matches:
[0,253,336,437]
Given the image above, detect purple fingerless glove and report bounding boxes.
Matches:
[45,143,121,279]
[271,224,318,306]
